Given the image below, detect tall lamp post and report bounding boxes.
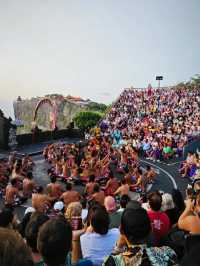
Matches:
[156,76,163,89]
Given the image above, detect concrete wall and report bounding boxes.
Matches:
[16,128,83,146]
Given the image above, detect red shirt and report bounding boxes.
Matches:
[147,210,170,245]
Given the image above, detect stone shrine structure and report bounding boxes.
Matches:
[13,94,92,134]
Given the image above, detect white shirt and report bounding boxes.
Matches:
[80,228,120,266]
[81,209,88,221]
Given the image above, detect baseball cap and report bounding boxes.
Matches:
[24,207,35,216]
[54,201,64,211]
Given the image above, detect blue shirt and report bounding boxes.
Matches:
[80,228,120,266]
[143,142,151,151]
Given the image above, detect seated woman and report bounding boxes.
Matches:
[104,207,177,266]
[161,193,180,226]
[179,152,196,178]
[65,202,83,231]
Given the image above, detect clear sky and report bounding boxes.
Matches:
[0,0,200,117]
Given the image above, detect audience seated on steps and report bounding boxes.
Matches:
[80,205,120,266]
[37,216,93,266]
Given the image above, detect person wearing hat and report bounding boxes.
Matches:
[53,201,64,212]
[104,207,177,266]
[47,201,65,219]
[24,207,36,216]
[104,196,121,229]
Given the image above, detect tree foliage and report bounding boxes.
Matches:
[86,102,107,113]
[44,94,63,97]
[73,111,103,132]
[190,74,200,86]
[176,74,200,89]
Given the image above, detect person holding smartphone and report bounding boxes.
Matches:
[178,192,200,234]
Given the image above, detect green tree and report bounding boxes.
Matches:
[190,74,200,86]
[176,74,200,90]
[73,111,103,132]
[86,102,107,113]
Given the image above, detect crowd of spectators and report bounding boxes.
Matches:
[103,87,200,161]
[179,151,200,180]
[2,182,200,266]
[1,86,200,265]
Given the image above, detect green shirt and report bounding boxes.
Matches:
[163,146,172,154]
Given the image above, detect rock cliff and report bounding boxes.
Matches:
[13,95,89,134]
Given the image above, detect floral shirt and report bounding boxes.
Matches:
[104,244,177,266]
